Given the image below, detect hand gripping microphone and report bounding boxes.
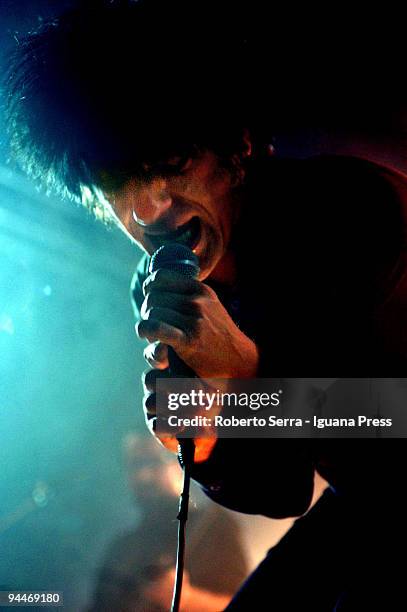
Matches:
[149,242,199,381]
[148,242,198,461]
[149,243,199,612]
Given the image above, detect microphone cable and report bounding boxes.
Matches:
[171,438,195,612]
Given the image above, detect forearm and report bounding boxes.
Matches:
[186,437,315,519]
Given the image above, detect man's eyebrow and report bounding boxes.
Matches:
[140,155,194,178]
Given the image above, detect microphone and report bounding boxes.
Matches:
[149,242,200,280]
[149,242,200,380]
[149,243,199,612]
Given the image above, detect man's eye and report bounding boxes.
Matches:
[166,156,193,173]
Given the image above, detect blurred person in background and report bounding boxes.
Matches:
[87,434,247,611]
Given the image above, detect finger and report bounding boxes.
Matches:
[144,408,176,440]
[136,318,186,348]
[143,392,174,425]
[141,290,200,317]
[143,269,203,297]
[141,306,197,337]
[143,391,157,419]
[143,342,169,369]
[142,367,170,392]
[145,415,156,435]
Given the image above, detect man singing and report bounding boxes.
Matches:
[4,1,407,609]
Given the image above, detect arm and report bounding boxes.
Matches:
[130,257,315,519]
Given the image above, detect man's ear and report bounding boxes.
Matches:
[241,128,252,158]
[229,128,253,187]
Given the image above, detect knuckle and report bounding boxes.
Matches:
[135,319,146,337]
[142,367,170,391]
[188,294,202,310]
[142,275,153,295]
[201,283,217,299]
[140,319,159,338]
[190,298,204,318]
[144,292,158,312]
[137,319,157,338]
[189,322,202,342]
[145,306,162,321]
[144,306,155,320]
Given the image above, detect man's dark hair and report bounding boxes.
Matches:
[4,0,261,219]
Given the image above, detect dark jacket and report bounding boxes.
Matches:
[132,154,407,518]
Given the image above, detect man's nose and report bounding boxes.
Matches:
[132,179,173,226]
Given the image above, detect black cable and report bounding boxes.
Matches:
[149,240,200,610]
[171,439,195,612]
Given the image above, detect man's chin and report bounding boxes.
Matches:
[196,253,220,281]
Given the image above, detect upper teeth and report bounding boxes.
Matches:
[160,226,193,246]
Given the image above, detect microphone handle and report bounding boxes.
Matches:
[167,346,196,465]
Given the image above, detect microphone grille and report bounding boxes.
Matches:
[149,243,200,278]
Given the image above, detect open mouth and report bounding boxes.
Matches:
[147,217,201,251]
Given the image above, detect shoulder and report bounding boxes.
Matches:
[307,154,407,219]
[245,153,407,228]
[257,155,406,300]
[251,153,407,206]
[308,155,406,298]
[245,152,406,250]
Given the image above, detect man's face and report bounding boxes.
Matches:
[106,151,238,280]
